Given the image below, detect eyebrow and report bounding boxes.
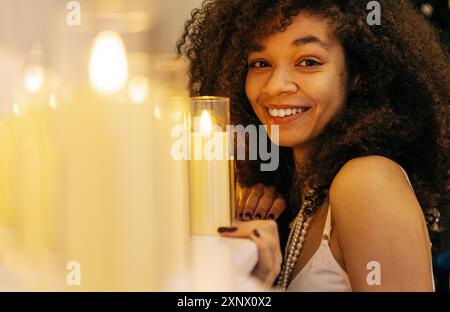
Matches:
[248,35,329,53]
[292,35,329,50]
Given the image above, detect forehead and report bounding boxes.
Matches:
[249,12,336,52]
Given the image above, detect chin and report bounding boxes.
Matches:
[260,118,313,148]
[269,134,305,148]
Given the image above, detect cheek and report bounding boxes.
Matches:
[307,72,347,116]
[245,75,263,114]
[245,74,258,104]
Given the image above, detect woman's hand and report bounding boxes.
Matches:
[236,183,286,221]
[218,220,282,288]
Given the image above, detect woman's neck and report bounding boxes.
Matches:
[292,143,314,197]
[292,143,313,174]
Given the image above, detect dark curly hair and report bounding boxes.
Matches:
[177,0,450,250]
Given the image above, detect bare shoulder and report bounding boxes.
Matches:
[328,156,433,290]
[329,155,422,223]
[331,155,409,191]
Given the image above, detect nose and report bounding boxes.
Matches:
[262,66,299,96]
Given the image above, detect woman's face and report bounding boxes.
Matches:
[246,12,350,148]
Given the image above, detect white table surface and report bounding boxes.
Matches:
[167,235,266,291]
[0,235,264,291]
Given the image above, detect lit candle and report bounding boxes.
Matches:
[189,97,235,235]
[49,31,131,290]
[56,36,191,290]
[11,61,58,290]
[114,58,191,290]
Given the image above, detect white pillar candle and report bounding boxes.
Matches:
[114,76,190,291]
[188,97,235,236]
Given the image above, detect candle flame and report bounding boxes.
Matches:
[200,110,212,134]
[24,65,44,93]
[89,31,128,94]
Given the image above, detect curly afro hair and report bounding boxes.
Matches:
[177,0,450,250]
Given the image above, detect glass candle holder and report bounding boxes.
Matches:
[188,96,235,235]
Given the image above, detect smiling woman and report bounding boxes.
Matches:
[245,13,351,149]
[177,0,449,292]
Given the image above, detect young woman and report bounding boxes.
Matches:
[177,0,449,291]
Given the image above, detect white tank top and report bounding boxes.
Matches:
[287,204,352,292]
[286,166,435,292]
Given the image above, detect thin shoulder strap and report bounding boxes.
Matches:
[399,166,434,289]
[399,166,414,191]
[323,205,332,240]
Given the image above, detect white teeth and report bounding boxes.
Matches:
[268,107,308,117]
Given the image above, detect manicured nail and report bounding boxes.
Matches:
[255,214,261,220]
[217,227,237,233]
[268,214,275,220]
[245,213,252,219]
[253,229,260,237]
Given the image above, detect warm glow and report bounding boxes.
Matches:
[89,31,128,94]
[200,110,212,134]
[154,105,161,120]
[24,65,44,93]
[49,94,57,109]
[12,102,20,116]
[172,111,183,121]
[128,76,148,103]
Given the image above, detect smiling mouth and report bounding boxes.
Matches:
[267,107,310,118]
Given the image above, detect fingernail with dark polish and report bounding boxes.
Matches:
[245,213,252,219]
[255,214,261,220]
[217,227,237,233]
[268,214,275,220]
[253,229,260,237]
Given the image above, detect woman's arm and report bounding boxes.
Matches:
[218,220,282,288]
[330,156,434,291]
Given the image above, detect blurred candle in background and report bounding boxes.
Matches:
[0,0,197,291]
[9,44,59,289]
[55,33,190,291]
[114,54,190,291]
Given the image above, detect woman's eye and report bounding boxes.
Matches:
[249,60,270,68]
[298,59,322,67]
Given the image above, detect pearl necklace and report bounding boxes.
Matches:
[276,189,318,291]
